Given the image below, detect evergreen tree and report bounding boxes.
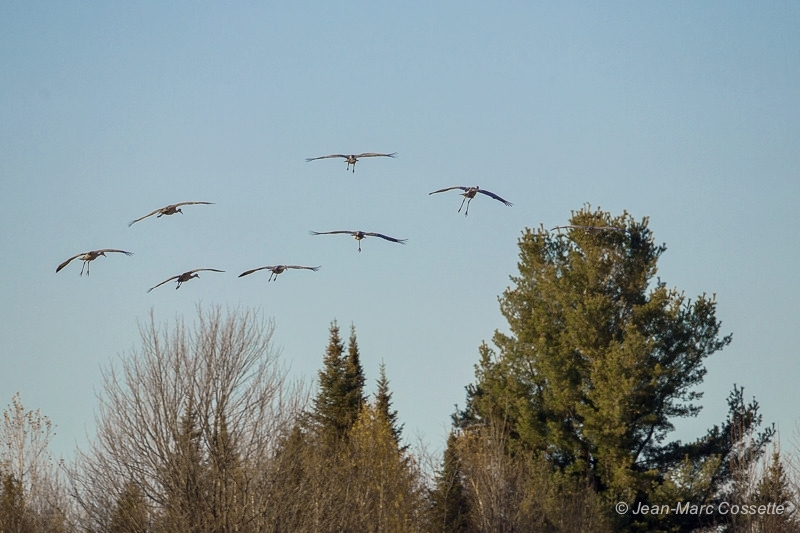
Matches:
[0,470,34,533]
[159,408,211,532]
[312,321,365,442]
[375,360,404,447]
[346,402,421,532]
[750,451,797,532]
[265,423,311,531]
[109,481,150,533]
[428,432,471,533]
[458,206,772,530]
[207,412,245,532]
[343,324,366,429]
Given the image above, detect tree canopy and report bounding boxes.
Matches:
[456,206,773,530]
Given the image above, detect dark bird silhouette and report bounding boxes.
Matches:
[56,249,133,276]
[304,152,397,173]
[238,265,321,282]
[128,201,214,227]
[147,268,224,292]
[429,186,512,216]
[309,230,407,252]
[552,224,627,235]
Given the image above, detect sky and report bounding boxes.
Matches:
[1,2,799,462]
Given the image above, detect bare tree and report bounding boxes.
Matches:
[69,305,305,532]
[447,418,610,533]
[0,392,68,531]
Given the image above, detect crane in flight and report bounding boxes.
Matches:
[305,152,397,173]
[128,201,214,227]
[56,249,133,276]
[147,268,224,292]
[238,265,321,282]
[309,230,407,252]
[429,186,512,216]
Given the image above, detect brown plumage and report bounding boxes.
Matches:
[238,265,321,282]
[429,186,512,216]
[56,249,133,276]
[147,268,224,292]
[128,201,214,227]
[305,152,397,173]
[309,230,407,252]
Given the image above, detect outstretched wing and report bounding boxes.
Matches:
[238,266,272,278]
[429,186,467,195]
[286,265,321,271]
[128,208,163,226]
[96,249,134,256]
[354,152,397,158]
[309,230,354,237]
[173,201,214,208]
[147,275,179,293]
[305,154,348,162]
[56,253,83,273]
[365,232,408,245]
[477,189,513,207]
[189,268,225,274]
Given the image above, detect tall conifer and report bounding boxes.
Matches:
[375,360,404,447]
[458,206,772,530]
[429,432,471,533]
[312,321,366,441]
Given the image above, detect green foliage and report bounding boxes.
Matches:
[265,323,423,532]
[346,402,422,531]
[428,433,471,533]
[748,451,798,532]
[375,361,404,448]
[312,321,366,442]
[457,206,771,530]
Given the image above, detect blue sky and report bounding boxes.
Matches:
[1,2,798,460]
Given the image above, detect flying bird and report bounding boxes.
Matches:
[429,186,513,216]
[147,268,224,293]
[128,202,214,227]
[304,152,397,173]
[309,230,408,252]
[238,265,321,282]
[552,225,627,235]
[56,249,133,276]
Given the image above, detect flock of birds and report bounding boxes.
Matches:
[55,151,623,292]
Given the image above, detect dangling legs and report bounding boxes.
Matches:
[457,196,467,214]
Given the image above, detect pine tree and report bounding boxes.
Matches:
[457,206,772,530]
[374,360,404,447]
